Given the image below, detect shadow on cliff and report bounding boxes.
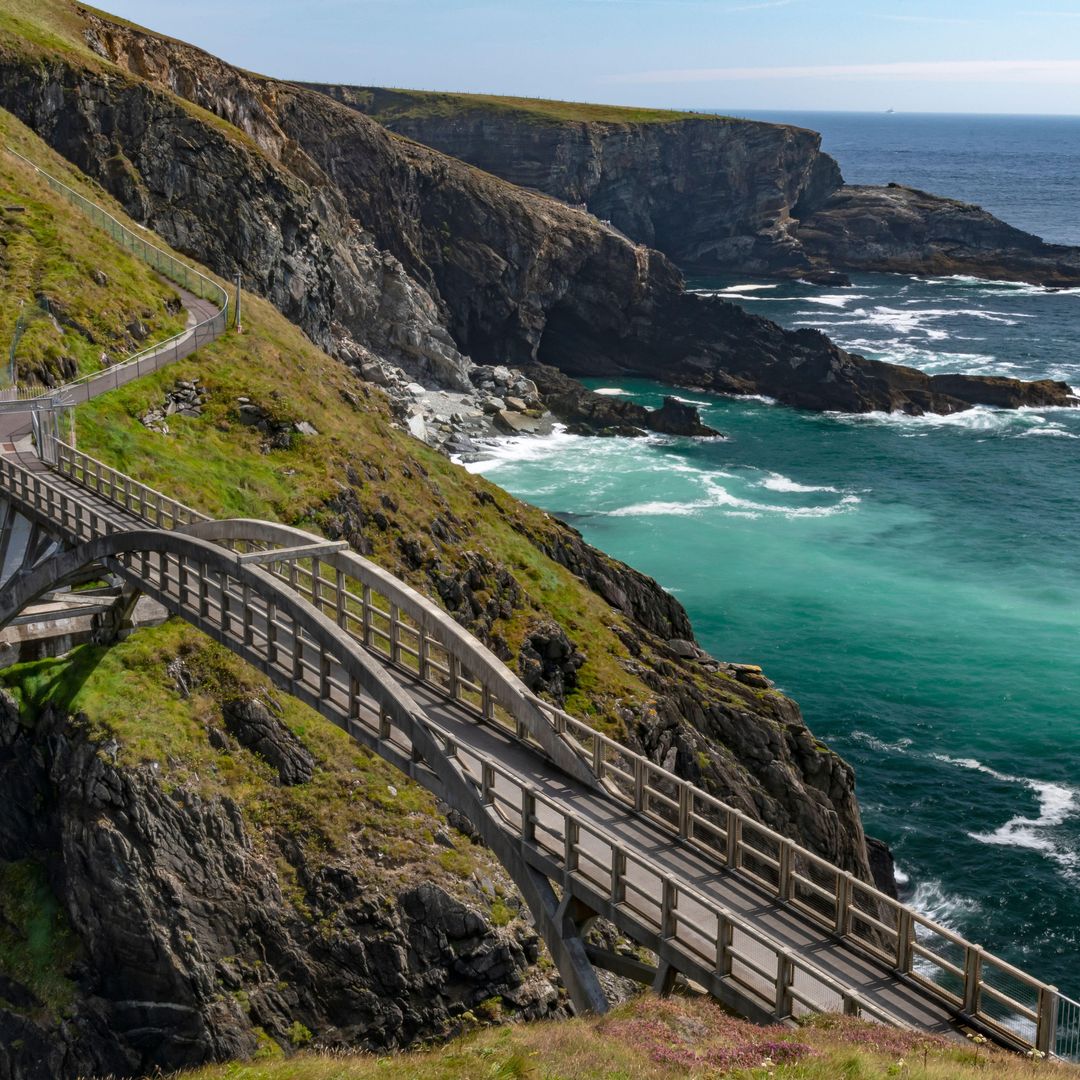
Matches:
[2,643,108,720]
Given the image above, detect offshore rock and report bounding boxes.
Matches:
[646,396,718,437]
[866,836,900,901]
[797,184,1080,288]
[525,362,722,436]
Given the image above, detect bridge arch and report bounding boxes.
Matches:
[0,524,612,1012]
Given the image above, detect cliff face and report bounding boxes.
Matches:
[0,667,559,1080]
[307,85,843,276]
[319,84,1080,288]
[0,11,1069,418]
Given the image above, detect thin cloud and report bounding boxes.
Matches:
[604,59,1080,85]
[572,0,796,8]
[874,13,978,23]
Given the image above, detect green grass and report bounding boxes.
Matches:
[0,112,185,387]
[0,859,81,1018]
[324,85,735,127]
[0,622,493,896]
[167,994,1070,1079]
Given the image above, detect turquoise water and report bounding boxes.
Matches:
[467,271,1080,992]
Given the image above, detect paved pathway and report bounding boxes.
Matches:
[0,282,219,444]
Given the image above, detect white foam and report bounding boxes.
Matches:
[608,499,708,517]
[459,424,585,474]
[717,283,778,293]
[852,730,913,754]
[1018,427,1080,439]
[720,292,871,307]
[932,754,1080,879]
[723,393,778,406]
[909,878,982,934]
[800,293,872,309]
[759,472,840,494]
[825,404,1080,438]
[925,274,1080,298]
[606,475,860,521]
[592,387,630,396]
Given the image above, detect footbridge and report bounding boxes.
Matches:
[1,152,1077,1063]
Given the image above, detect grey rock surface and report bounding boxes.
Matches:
[0,691,562,1080]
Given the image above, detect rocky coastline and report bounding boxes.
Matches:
[0,8,955,1077]
[0,12,1069,460]
[316,84,1080,290]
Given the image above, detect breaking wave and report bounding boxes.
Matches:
[932,755,1080,880]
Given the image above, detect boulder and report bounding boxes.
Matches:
[222,697,315,785]
[493,410,540,434]
[646,396,720,437]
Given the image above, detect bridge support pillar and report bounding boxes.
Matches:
[652,960,677,996]
[521,870,609,1015]
[91,584,143,646]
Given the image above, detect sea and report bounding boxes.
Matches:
[464,113,1080,994]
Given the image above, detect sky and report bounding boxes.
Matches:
[100,1,1080,115]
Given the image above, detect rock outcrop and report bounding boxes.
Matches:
[317,85,1080,289]
[0,10,1069,421]
[0,690,560,1080]
[796,183,1080,288]
[524,362,723,436]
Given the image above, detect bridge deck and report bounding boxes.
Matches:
[0,453,963,1038]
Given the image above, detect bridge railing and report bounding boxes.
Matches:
[0,455,122,545]
[0,461,915,1032]
[52,441,209,530]
[1,148,229,411]
[430,718,907,1031]
[36,434,1078,1057]
[46,439,594,784]
[49,508,909,1033]
[531,694,1067,1054]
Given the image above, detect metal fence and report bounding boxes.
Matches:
[1,147,229,410]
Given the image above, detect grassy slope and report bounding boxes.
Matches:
[0,0,267,155]
[174,995,1062,1079]
[0,114,185,386]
